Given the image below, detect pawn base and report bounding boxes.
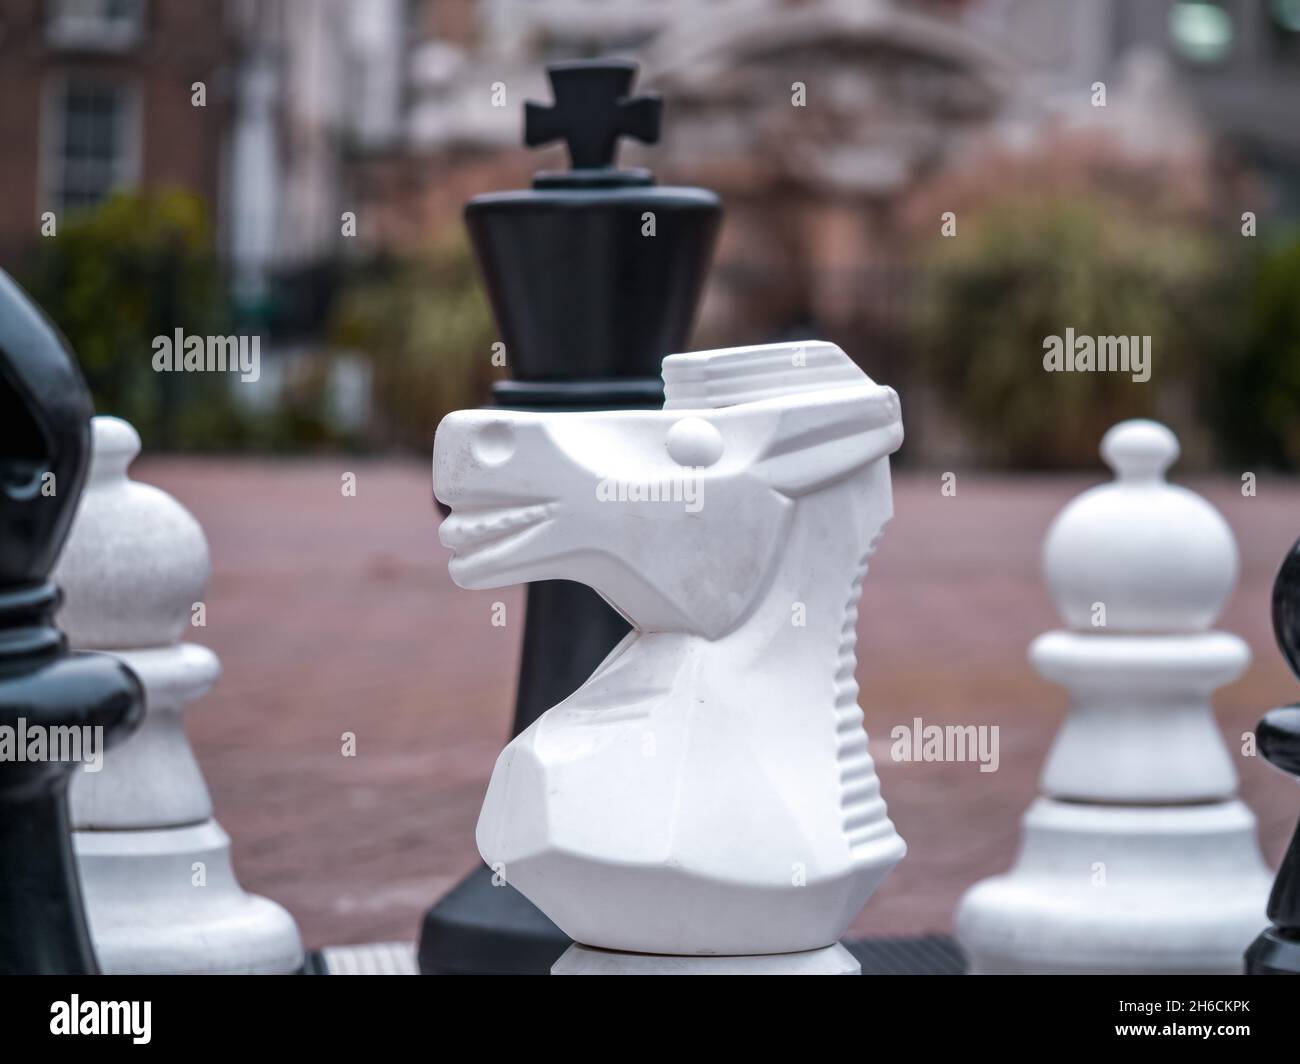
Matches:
[552,942,860,975]
[74,818,303,975]
[957,797,1272,974]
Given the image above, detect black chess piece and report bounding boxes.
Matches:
[0,269,143,974]
[418,59,722,975]
[1245,540,1300,975]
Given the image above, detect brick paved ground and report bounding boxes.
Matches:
[132,457,1300,950]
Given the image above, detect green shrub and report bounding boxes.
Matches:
[22,189,237,448]
[330,236,497,451]
[914,194,1222,467]
[1201,231,1300,469]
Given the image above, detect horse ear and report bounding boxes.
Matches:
[754,387,903,498]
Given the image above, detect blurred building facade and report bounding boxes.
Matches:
[372,0,1300,457]
[8,1,1298,299]
[0,0,405,314]
[0,0,227,265]
[1,0,1298,454]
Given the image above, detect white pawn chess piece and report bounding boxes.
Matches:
[434,341,907,974]
[956,419,1272,974]
[54,417,303,975]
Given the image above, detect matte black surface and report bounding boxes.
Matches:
[1246,540,1300,974]
[465,188,719,382]
[524,60,661,172]
[419,60,721,975]
[419,865,570,976]
[491,377,665,410]
[300,951,331,976]
[0,269,143,974]
[508,579,633,738]
[465,59,720,383]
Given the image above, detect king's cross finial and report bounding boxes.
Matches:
[524,60,662,171]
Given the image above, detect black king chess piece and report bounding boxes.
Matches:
[1245,541,1300,975]
[418,59,722,975]
[0,269,143,974]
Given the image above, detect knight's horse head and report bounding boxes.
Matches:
[433,342,902,638]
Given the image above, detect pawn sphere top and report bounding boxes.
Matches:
[87,415,142,483]
[1100,419,1178,482]
[1042,419,1238,633]
[54,416,209,649]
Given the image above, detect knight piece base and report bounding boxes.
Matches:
[957,797,1272,974]
[317,936,964,974]
[1245,927,1300,975]
[74,819,303,975]
[553,942,861,975]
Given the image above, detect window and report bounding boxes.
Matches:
[46,79,139,211]
[1168,0,1234,64]
[46,0,145,51]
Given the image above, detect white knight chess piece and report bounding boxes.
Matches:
[434,341,907,973]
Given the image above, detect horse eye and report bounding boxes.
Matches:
[471,420,516,466]
[665,418,723,468]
